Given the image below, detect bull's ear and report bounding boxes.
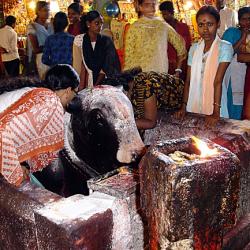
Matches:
[66,96,82,114]
[114,85,124,91]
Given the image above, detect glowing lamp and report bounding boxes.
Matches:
[50,0,60,14]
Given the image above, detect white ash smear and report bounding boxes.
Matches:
[153,150,173,163]
[63,112,80,165]
[37,194,114,223]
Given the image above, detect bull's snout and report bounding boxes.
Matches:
[117,143,146,164]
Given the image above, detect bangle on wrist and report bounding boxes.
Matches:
[175,68,182,73]
[213,102,221,108]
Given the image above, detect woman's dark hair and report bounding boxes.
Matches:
[102,67,142,91]
[136,0,144,16]
[80,10,101,33]
[45,64,79,91]
[68,2,82,15]
[53,12,68,33]
[5,15,16,26]
[159,1,174,14]
[0,77,42,95]
[35,1,49,15]
[0,65,79,94]
[196,5,220,23]
[238,7,250,22]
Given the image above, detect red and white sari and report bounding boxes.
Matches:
[0,88,64,186]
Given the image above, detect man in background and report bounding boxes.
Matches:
[160,1,191,80]
[0,15,20,77]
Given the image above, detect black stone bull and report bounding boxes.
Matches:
[34,86,145,196]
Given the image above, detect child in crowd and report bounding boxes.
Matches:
[42,12,74,66]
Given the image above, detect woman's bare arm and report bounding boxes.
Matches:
[237,52,250,63]
[174,66,191,118]
[136,94,157,130]
[205,62,230,126]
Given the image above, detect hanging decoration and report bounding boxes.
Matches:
[105,1,119,17]
[3,0,31,35]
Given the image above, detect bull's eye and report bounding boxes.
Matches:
[96,114,102,120]
[97,122,103,127]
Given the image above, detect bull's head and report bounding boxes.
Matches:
[66,86,145,175]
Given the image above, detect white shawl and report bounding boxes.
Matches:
[187,36,228,118]
[73,34,94,88]
[0,87,34,114]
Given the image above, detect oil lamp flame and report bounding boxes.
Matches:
[119,166,129,174]
[192,136,218,158]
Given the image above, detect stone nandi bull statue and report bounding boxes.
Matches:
[35,86,145,196]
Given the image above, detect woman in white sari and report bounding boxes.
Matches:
[175,6,233,126]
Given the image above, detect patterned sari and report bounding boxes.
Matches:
[131,71,184,119]
[0,88,64,186]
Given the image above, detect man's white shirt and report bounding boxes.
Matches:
[0,25,19,62]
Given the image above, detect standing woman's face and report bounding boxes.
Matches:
[87,16,104,34]
[37,5,50,20]
[68,8,80,24]
[239,13,250,31]
[138,0,157,18]
[197,13,219,42]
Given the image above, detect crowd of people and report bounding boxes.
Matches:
[0,0,250,186]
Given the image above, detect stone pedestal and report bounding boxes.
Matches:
[35,193,114,249]
[0,176,60,249]
[140,137,241,249]
[0,177,114,249]
[88,168,144,250]
[145,112,250,219]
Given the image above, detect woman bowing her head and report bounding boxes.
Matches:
[0,64,79,186]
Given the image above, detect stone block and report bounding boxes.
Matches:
[223,213,250,250]
[34,193,114,249]
[145,112,250,218]
[0,176,60,249]
[140,137,241,249]
[89,171,144,250]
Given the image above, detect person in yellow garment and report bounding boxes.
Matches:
[124,0,186,77]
